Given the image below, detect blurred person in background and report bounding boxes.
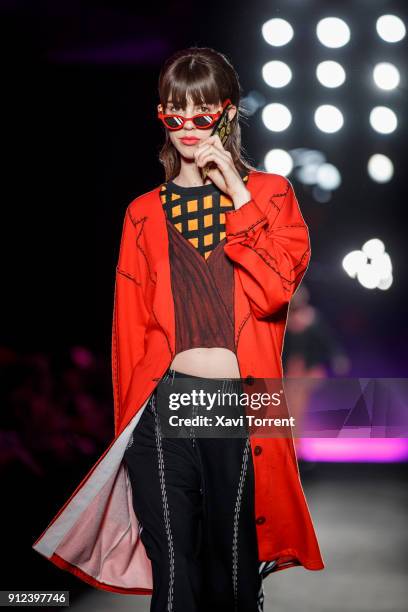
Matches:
[283,284,351,453]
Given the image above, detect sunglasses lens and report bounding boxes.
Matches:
[164,116,183,129]
[193,115,216,128]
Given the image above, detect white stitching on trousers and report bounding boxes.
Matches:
[232,434,250,611]
[153,391,175,611]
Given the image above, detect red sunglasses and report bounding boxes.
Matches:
[158,98,232,131]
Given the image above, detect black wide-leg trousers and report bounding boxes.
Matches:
[123,368,263,612]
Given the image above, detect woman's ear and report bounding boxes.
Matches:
[227,105,237,122]
[157,103,163,114]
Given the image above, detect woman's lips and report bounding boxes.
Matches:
[180,137,200,145]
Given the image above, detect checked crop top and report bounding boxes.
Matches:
[159,170,250,355]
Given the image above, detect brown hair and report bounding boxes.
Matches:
[157,46,257,182]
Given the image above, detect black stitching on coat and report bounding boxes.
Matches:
[236,310,251,349]
[127,209,156,285]
[243,244,310,289]
[152,307,174,359]
[225,215,267,236]
[116,266,142,286]
[270,183,291,198]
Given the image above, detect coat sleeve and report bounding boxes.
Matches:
[223,177,311,320]
[112,205,150,434]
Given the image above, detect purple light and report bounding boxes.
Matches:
[298,438,408,463]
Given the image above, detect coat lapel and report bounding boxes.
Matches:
[145,187,176,360]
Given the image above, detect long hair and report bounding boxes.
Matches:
[157,46,257,182]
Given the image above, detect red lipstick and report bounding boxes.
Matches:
[181,137,199,145]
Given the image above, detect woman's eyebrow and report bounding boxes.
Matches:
[166,101,212,108]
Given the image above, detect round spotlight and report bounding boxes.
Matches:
[343,242,393,289]
[342,251,367,279]
[262,18,294,46]
[262,61,292,88]
[296,163,320,185]
[374,253,393,282]
[369,106,397,134]
[264,149,293,176]
[314,105,344,133]
[262,103,292,132]
[358,265,382,290]
[240,91,266,116]
[316,163,342,190]
[367,154,394,183]
[362,238,385,259]
[316,61,346,88]
[376,15,406,43]
[378,275,393,290]
[291,148,326,167]
[316,17,350,48]
[373,62,400,90]
[312,185,332,203]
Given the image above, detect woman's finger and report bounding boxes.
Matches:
[212,134,226,151]
[197,149,230,173]
[195,142,211,159]
[201,134,224,152]
[196,142,230,164]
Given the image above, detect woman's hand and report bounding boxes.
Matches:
[194,135,251,207]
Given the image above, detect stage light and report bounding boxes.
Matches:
[299,439,408,463]
[314,104,344,133]
[369,106,397,134]
[262,18,294,46]
[264,149,293,176]
[358,264,383,289]
[241,91,266,116]
[262,103,292,132]
[312,185,332,203]
[367,154,394,183]
[378,276,393,290]
[376,255,393,281]
[361,240,392,285]
[373,62,400,90]
[376,14,406,43]
[316,17,350,48]
[342,240,393,290]
[297,163,320,185]
[342,251,367,278]
[362,238,385,259]
[262,61,292,88]
[290,148,326,167]
[316,60,346,88]
[316,163,342,190]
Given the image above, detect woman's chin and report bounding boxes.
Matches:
[178,150,196,162]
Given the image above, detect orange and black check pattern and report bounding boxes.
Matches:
[160,173,249,261]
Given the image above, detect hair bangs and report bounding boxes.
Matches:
[164,63,222,109]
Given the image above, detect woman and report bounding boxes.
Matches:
[32,47,324,611]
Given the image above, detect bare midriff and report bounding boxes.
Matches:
[170,347,241,378]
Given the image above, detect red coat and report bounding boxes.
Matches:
[32,169,325,594]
